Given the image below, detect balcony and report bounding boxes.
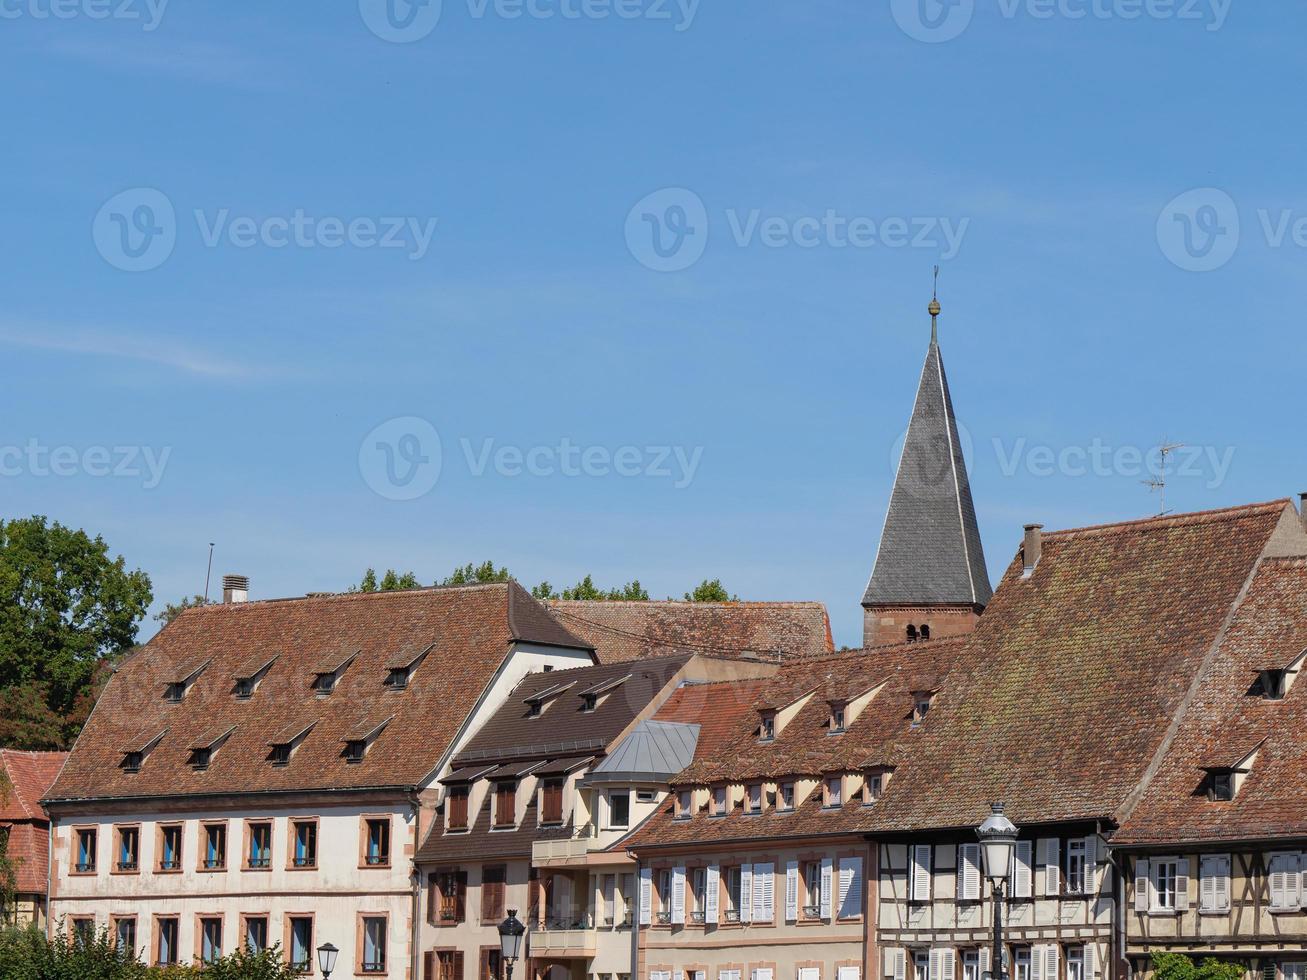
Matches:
[532,837,593,867]
[529,922,597,958]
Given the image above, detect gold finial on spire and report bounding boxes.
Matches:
[928,265,941,343]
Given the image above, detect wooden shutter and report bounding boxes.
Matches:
[1134,859,1151,912]
[740,864,753,923]
[455,871,468,922]
[942,950,956,980]
[839,857,863,919]
[1175,858,1190,911]
[1044,945,1058,980]
[959,844,980,901]
[705,864,720,924]
[1031,947,1044,980]
[1084,944,1095,980]
[1216,855,1231,911]
[820,856,834,919]
[1083,837,1098,893]
[453,951,465,980]
[785,861,799,921]
[482,867,505,922]
[929,949,942,980]
[912,845,932,902]
[1039,839,1060,896]
[542,781,563,824]
[753,862,774,922]
[672,866,686,925]
[639,867,652,924]
[1013,841,1033,899]
[424,952,435,980]
[427,873,439,925]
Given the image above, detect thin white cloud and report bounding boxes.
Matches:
[47,38,280,89]
[0,321,263,380]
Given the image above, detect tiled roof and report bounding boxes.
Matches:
[0,750,66,821]
[651,679,771,763]
[863,334,992,609]
[1115,555,1307,845]
[453,656,692,764]
[3,823,49,895]
[548,600,833,663]
[621,641,963,851]
[46,582,592,804]
[869,500,1297,832]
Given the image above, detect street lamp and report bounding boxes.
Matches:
[499,909,527,980]
[317,942,339,979]
[977,803,1018,980]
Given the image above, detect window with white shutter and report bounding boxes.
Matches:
[705,864,720,924]
[838,969,860,980]
[979,949,991,980]
[1039,839,1060,896]
[785,861,799,921]
[1175,858,1190,911]
[839,857,863,918]
[752,863,775,922]
[1083,837,1098,894]
[1151,859,1179,911]
[820,856,834,919]
[720,972,742,980]
[1065,839,1086,895]
[891,950,907,980]
[1133,859,1151,913]
[1199,854,1230,912]
[672,866,686,925]
[1043,944,1058,980]
[962,951,980,980]
[929,949,943,980]
[651,970,672,980]
[958,844,981,902]
[941,950,956,980]
[911,845,932,902]
[1026,948,1040,980]
[753,969,774,980]
[1012,841,1033,899]
[799,970,821,980]
[1269,852,1302,911]
[1083,945,1095,980]
[885,948,902,980]
[639,867,653,925]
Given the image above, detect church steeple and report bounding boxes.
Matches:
[862,287,992,648]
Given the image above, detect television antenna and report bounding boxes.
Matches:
[1143,441,1185,516]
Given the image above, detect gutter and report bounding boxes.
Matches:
[408,791,422,980]
[42,783,420,810]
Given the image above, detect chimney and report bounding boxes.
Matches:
[1300,493,1307,535]
[1022,524,1044,578]
[222,574,250,604]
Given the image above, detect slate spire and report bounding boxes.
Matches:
[862,295,992,645]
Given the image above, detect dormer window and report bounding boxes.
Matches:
[526,700,543,718]
[165,683,185,703]
[758,711,776,742]
[120,730,166,773]
[1259,669,1286,700]
[523,680,574,719]
[163,660,210,703]
[711,786,728,816]
[912,691,936,727]
[188,727,234,771]
[190,748,211,770]
[270,744,290,766]
[575,674,628,714]
[863,772,885,804]
[581,693,598,712]
[1209,771,1234,801]
[232,656,277,700]
[779,782,795,811]
[746,783,763,814]
[823,775,843,808]
[312,651,357,696]
[267,722,315,767]
[123,751,143,773]
[344,740,366,762]
[675,790,693,819]
[1201,741,1262,802]
[384,644,433,690]
[829,703,847,734]
[341,716,392,764]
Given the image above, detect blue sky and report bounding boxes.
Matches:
[3,0,1305,649]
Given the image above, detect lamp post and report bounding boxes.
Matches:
[499,909,527,980]
[316,942,339,980]
[977,803,1018,980]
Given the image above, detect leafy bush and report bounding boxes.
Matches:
[1152,952,1248,980]
[0,927,298,979]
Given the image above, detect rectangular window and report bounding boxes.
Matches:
[1014,949,1031,980]
[247,822,272,869]
[123,751,143,773]
[113,916,137,954]
[482,865,507,922]
[830,704,847,732]
[780,782,795,811]
[759,712,776,741]
[116,826,139,872]
[913,952,930,980]
[448,786,470,830]
[314,672,336,694]
[608,790,631,829]
[1199,854,1231,912]
[1268,853,1301,910]
[1153,859,1179,910]
[270,743,291,766]
[676,790,692,819]
[637,789,657,803]
[494,783,516,828]
[200,917,223,965]
[361,915,387,973]
[824,776,843,808]
[481,948,503,980]
[72,917,95,946]
[691,867,707,923]
[204,823,227,870]
[541,780,564,825]
[725,866,742,921]
[365,818,391,866]
[803,861,822,918]
[75,827,97,873]
[244,916,268,953]
[712,786,728,816]
[344,739,367,763]
[433,870,468,923]
[656,868,673,924]
[1065,839,1086,894]
[1067,947,1085,980]
[158,825,182,872]
[156,917,179,966]
[962,951,980,980]
[288,917,313,972]
[437,951,465,980]
[747,784,763,814]
[864,774,884,804]
[291,820,317,868]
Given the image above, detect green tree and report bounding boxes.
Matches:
[153,595,208,626]
[683,578,738,602]
[0,517,152,750]
[357,568,379,593]
[440,561,511,586]
[379,569,419,591]
[542,576,650,601]
[0,771,15,922]
[1151,953,1248,980]
[530,581,555,600]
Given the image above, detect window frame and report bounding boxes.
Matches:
[1065,838,1087,895]
[241,914,270,953]
[358,912,389,975]
[361,815,392,869]
[447,785,470,831]
[197,914,224,966]
[153,915,181,967]
[287,817,319,871]
[285,914,315,974]
[201,821,228,872]
[494,782,517,829]
[113,824,140,874]
[112,915,138,954]
[244,819,273,871]
[72,825,98,875]
[156,823,183,874]
[1152,858,1180,911]
[608,789,632,830]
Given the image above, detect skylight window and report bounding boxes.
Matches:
[759,712,776,742]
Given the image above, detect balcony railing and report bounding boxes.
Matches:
[530,924,597,957]
[690,911,706,924]
[724,909,741,923]
[531,837,593,865]
[803,905,822,919]
[655,911,672,925]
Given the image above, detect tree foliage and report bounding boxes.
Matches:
[352,568,419,593]
[1151,953,1247,980]
[440,561,511,586]
[683,578,738,602]
[153,595,208,626]
[0,926,300,979]
[533,575,649,601]
[0,517,152,750]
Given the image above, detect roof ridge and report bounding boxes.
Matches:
[182,581,510,612]
[549,599,824,609]
[1045,499,1289,541]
